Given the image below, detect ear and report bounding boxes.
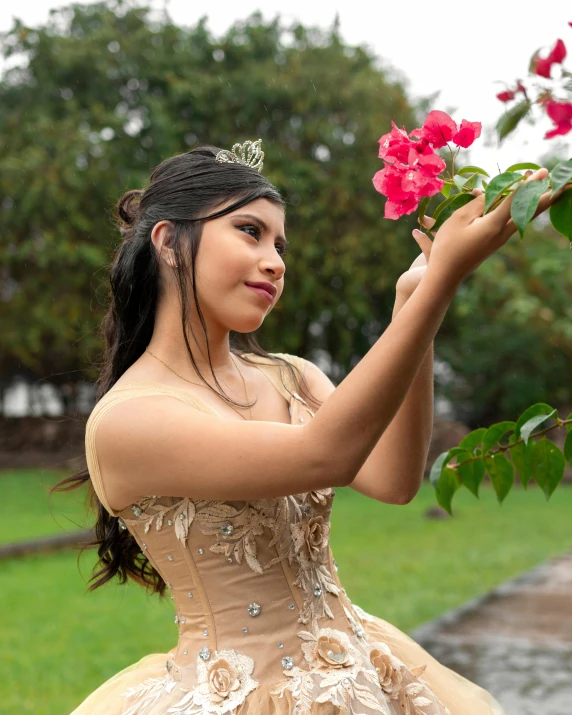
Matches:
[151,220,177,268]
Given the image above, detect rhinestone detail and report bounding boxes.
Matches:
[242,627,248,633]
[118,518,127,530]
[167,582,173,589]
[334,559,339,571]
[180,617,186,624]
[174,614,179,624]
[167,519,173,526]
[203,629,208,636]
[281,656,294,670]
[130,505,142,517]
[198,548,204,555]
[355,625,365,638]
[183,649,188,655]
[277,641,284,648]
[248,603,261,617]
[289,604,296,610]
[142,543,147,550]
[199,647,211,661]
[299,417,305,422]
[188,592,193,598]
[313,583,322,597]
[227,557,233,563]
[221,523,234,536]
[168,555,174,561]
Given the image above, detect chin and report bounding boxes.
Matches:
[232,314,268,332]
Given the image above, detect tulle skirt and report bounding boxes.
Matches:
[69,610,505,715]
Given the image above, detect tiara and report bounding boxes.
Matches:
[215,138,264,172]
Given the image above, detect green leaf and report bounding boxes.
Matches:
[457,165,490,177]
[453,174,469,191]
[482,421,516,453]
[510,177,550,239]
[435,467,461,515]
[529,50,540,74]
[563,430,572,469]
[549,160,572,197]
[482,180,488,190]
[459,427,487,452]
[519,408,558,445]
[505,162,541,172]
[531,438,565,499]
[455,451,486,497]
[429,451,451,488]
[549,187,572,240]
[514,403,557,441]
[484,452,515,503]
[508,439,533,488]
[565,412,572,434]
[441,183,452,198]
[484,172,524,213]
[496,99,531,142]
[432,193,476,231]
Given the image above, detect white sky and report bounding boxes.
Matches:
[1,0,571,171]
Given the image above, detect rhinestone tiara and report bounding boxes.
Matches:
[215,138,264,172]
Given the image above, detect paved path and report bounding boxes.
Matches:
[410,552,572,715]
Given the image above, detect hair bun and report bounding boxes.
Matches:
[117,189,143,227]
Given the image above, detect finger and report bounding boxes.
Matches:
[412,229,433,260]
[485,167,549,230]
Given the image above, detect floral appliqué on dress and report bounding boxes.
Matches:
[116,388,451,715]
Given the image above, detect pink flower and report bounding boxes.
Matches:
[378,121,426,163]
[410,110,458,149]
[544,99,572,139]
[550,38,567,63]
[497,90,515,103]
[497,80,526,104]
[534,39,567,78]
[452,119,482,148]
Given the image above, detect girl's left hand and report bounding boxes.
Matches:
[395,188,483,299]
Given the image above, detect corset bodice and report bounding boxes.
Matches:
[117,487,366,683]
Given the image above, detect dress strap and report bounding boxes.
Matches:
[85,384,220,518]
[242,352,306,402]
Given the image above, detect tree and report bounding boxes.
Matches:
[0,0,420,398]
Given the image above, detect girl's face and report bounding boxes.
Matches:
[192,197,288,333]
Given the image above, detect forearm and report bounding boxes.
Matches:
[348,292,435,503]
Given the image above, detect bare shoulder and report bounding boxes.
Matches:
[297,357,336,404]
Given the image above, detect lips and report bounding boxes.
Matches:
[244,281,276,298]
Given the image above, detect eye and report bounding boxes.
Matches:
[237,224,288,257]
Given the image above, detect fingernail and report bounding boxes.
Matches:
[412,229,423,237]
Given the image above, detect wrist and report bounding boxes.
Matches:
[423,267,462,302]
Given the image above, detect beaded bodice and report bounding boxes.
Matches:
[85,353,451,715]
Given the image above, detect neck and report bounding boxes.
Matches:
[145,307,242,383]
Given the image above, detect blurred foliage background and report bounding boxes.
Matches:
[0,0,571,426]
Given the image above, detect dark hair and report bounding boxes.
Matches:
[50,145,323,598]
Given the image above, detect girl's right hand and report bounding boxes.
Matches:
[421,167,560,292]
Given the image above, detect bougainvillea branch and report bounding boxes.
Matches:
[373,109,572,242]
[495,21,572,140]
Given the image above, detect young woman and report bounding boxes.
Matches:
[61,140,553,714]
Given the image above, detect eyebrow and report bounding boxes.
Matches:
[231,214,288,246]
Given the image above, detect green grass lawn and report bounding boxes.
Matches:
[2,468,572,715]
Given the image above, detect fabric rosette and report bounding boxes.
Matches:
[192,649,258,714]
